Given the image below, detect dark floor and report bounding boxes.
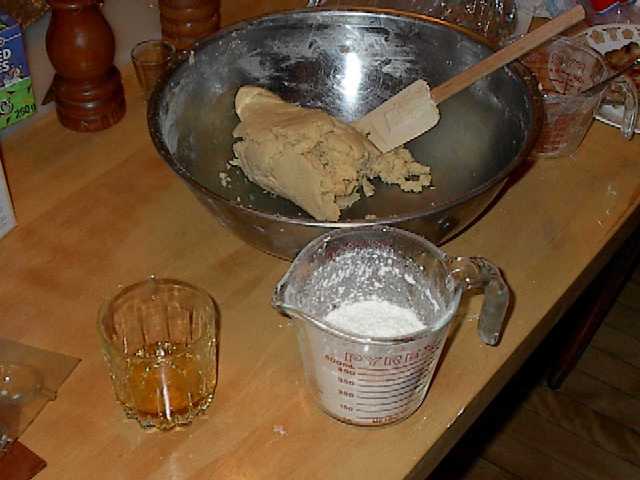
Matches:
[428,263,640,480]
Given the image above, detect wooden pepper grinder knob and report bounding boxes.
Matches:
[159,0,221,51]
[46,0,126,132]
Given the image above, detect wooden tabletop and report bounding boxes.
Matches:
[2,3,640,479]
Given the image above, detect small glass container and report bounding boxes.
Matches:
[131,39,176,100]
[98,278,218,430]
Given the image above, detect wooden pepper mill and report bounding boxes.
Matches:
[159,0,221,51]
[46,0,126,132]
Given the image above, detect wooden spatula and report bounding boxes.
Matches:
[354,5,586,153]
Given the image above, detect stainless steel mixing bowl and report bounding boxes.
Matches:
[148,8,541,260]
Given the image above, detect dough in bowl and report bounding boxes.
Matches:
[231,86,432,221]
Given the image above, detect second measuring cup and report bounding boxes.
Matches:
[273,226,509,426]
[521,37,638,158]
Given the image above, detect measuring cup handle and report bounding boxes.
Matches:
[610,76,638,141]
[447,256,510,346]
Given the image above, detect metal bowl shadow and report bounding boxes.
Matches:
[148,8,541,260]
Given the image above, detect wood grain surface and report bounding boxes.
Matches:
[1,2,640,479]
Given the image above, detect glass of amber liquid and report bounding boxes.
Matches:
[98,278,217,430]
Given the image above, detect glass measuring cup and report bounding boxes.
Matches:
[520,37,638,159]
[272,226,509,426]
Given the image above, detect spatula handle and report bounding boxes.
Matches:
[430,5,585,104]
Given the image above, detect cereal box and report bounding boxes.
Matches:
[0,11,36,129]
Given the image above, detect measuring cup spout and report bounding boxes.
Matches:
[272,272,305,320]
[272,279,291,316]
[272,300,300,319]
[447,256,510,346]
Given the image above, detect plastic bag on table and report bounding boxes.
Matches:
[0,338,79,454]
[307,0,518,45]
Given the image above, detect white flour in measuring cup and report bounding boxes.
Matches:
[323,299,424,337]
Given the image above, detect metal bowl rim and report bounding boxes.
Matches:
[147,6,543,228]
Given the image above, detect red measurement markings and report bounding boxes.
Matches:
[347,413,403,424]
[356,398,419,412]
[355,397,417,415]
[357,368,429,388]
[355,357,431,376]
[344,345,442,370]
[355,364,430,386]
[355,381,428,404]
[355,371,424,391]
[338,389,355,398]
[356,378,429,398]
[370,416,399,424]
[324,354,354,369]
[337,366,356,376]
[356,363,430,383]
[337,376,355,386]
